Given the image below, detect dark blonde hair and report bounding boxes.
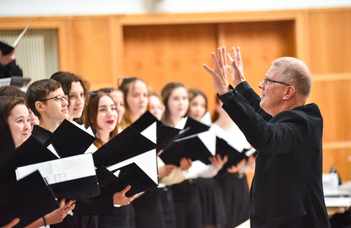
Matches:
[161,82,187,126]
[83,92,118,148]
[119,77,147,128]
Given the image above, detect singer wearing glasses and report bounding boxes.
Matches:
[25,79,69,144]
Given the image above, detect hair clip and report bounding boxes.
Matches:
[89,91,99,96]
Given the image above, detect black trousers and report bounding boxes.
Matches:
[215,172,250,228]
[132,187,165,228]
[171,179,202,228]
[98,206,130,228]
[159,187,176,228]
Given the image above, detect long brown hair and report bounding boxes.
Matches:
[161,82,186,126]
[119,77,147,128]
[83,92,118,148]
[50,71,89,106]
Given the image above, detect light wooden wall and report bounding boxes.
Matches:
[306,9,351,180]
[1,7,351,180]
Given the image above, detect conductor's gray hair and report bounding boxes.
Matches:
[273,57,312,97]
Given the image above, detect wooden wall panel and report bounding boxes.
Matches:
[68,18,113,90]
[306,8,351,181]
[309,80,351,142]
[218,21,296,95]
[108,17,125,83]
[310,77,351,180]
[123,24,218,110]
[323,148,351,181]
[308,10,351,74]
[123,20,296,112]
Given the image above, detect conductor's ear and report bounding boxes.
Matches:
[283,86,295,100]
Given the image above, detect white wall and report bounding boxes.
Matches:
[0,0,350,16]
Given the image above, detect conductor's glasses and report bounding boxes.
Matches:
[264,78,290,86]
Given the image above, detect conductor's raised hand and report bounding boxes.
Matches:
[203,46,230,95]
[227,46,246,86]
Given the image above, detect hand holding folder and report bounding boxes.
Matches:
[93,124,158,197]
[215,137,246,169]
[215,136,257,169]
[159,116,216,166]
[0,218,19,228]
[0,170,59,228]
[102,149,159,197]
[160,129,217,166]
[15,153,100,201]
[0,136,58,188]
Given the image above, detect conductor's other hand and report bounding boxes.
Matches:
[203,47,230,95]
[227,46,246,86]
[226,46,246,86]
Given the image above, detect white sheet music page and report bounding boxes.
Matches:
[15,153,96,185]
[197,130,216,156]
[200,111,212,126]
[140,122,157,144]
[107,149,158,185]
[175,117,187,130]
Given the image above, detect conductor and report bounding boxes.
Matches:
[203,46,330,227]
